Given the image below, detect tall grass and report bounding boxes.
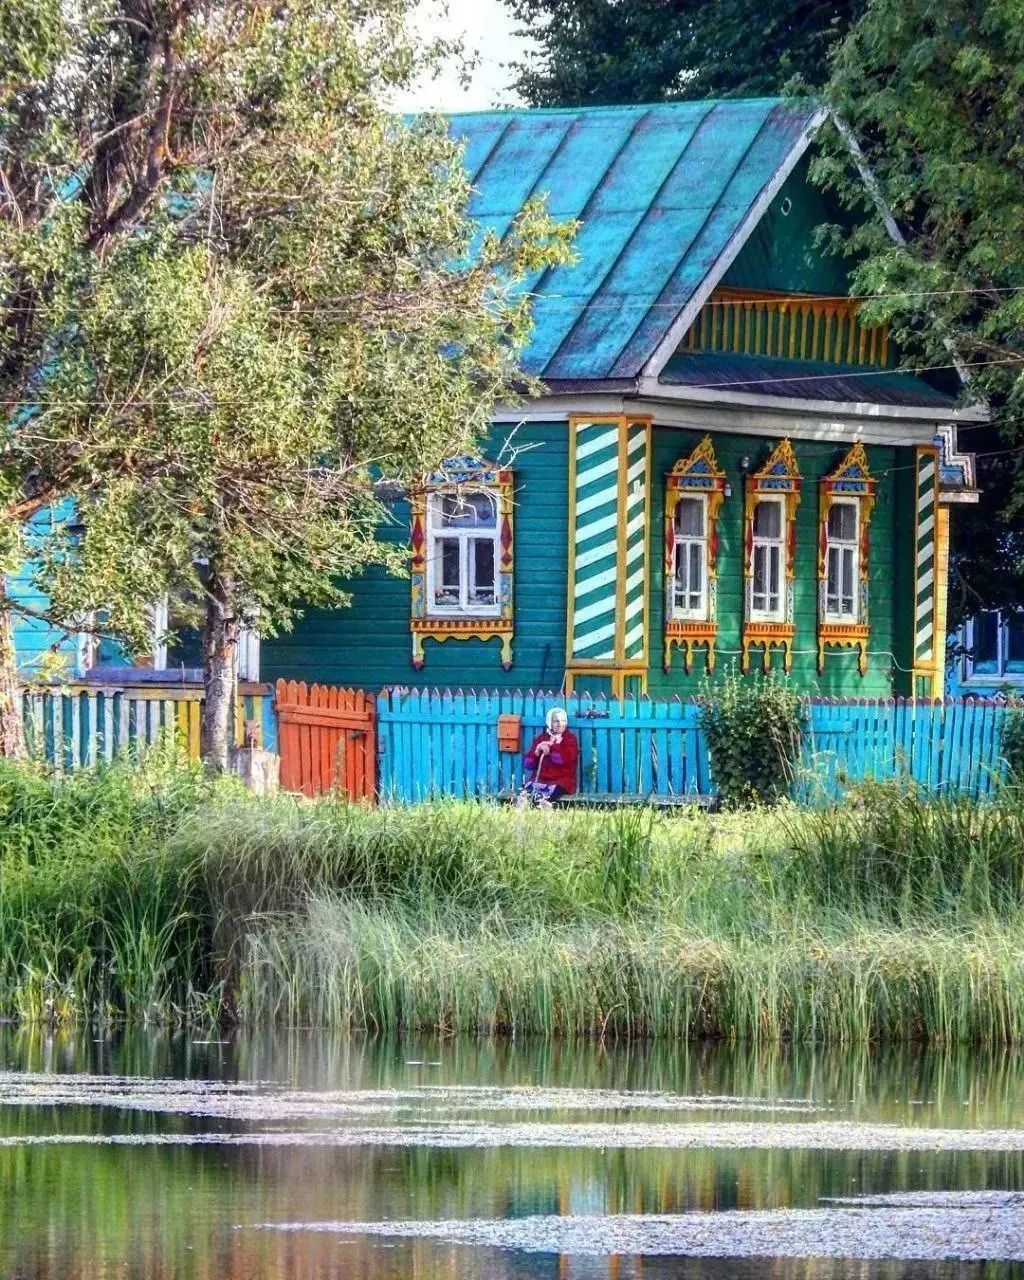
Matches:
[2,757,1024,1042]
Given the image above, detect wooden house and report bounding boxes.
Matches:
[258,99,980,700]
[19,98,981,700]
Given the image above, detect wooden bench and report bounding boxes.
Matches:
[497,790,714,811]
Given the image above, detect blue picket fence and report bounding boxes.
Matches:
[376,689,1013,803]
[16,679,1014,804]
[376,689,711,802]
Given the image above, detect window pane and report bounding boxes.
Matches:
[826,545,840,605]
[434,538,461,605]
[1006,612,1024,673]
[676,497,704,537]
[674,544,687,602]
[440,491,496,528]
[827,502,857,541]
[688,543,703,607]
[753,500,781,539]
[768,544,780,600]
[973,611,999,673]
[841,547,855,613]
[470,539,495,604]
[753,544,767,604]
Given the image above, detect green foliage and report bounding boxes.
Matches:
[503,0,865,106]
[6,760,1024,1042]
[781,779,1024,918]
[999,706,1024,780]
[818,0,1024,622]
[0,0,574,713]
[697,669,805,807]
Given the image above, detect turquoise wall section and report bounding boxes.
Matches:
[11,503,82,676]
[262,421,916,698]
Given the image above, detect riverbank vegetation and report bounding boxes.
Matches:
[2,755,1024,1043]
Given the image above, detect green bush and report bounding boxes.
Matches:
[697,668,805,807]
[1000,705,1024,781]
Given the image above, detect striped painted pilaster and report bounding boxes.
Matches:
[913,445,939,687]
[568,418,650,674]
[571,422,621,662]
[622,424,648,662]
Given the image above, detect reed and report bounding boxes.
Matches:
[2,758,1024,1042]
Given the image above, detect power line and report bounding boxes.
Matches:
[6,283,1024,316]
[2,354,1018,410]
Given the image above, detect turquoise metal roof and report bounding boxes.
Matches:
[447,99,819,382]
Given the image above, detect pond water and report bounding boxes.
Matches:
[1,1030,1024,1279]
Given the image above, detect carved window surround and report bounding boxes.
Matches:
[742,439,802,674]
[410,456,514,670]
[818,442,876,676]
[664,435,728,674]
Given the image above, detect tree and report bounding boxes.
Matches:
[4,0,572,769]
[816,0,1024,626]
[503,0,865,106]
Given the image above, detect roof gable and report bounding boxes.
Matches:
[447,99,821,382]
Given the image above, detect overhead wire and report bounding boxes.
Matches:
[1,355,1021,411]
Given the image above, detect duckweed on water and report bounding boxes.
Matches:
[2,755,1024,1042]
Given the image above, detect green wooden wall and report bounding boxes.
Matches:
[646,429,909,698]
[261,421,918,697]
[721,155,852,299]
[262,423,570,690]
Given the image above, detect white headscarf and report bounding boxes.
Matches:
[546,707,567,743]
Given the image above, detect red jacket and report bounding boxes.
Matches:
[524,729,579,794]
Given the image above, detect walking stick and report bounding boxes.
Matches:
[517,735,546,805]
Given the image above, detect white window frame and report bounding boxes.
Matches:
[749,496,786,623]
[671,493,709,622]
[823,498,860,624]
[425,486,502,620]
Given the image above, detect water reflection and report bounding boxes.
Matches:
[0,1029,1022,1279]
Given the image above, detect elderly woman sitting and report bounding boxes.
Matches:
[517,708,579,809]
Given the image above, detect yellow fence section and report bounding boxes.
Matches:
[19,681,276,769]
[682,286,890,367]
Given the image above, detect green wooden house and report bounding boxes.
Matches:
[31,98,979,702]
[256,98,980,700]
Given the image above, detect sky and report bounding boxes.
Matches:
[397,0,534,112]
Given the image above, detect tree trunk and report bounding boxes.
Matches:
[200,569,239,773]
[0,590,26,759]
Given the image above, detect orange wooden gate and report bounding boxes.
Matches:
[275,680,377,800]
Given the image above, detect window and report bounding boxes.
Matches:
[426,488,501,617]
[962,611,1024,683]
[672,495,708,619]
[823,499,859,621]
[816,443,875,676]
[663,435,727,674]
[410,456,514,671]
[750,498,785,621]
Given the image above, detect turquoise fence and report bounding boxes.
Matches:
[13,681,1013,803]
[376,689,1012,803]
[377,689,711,802]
